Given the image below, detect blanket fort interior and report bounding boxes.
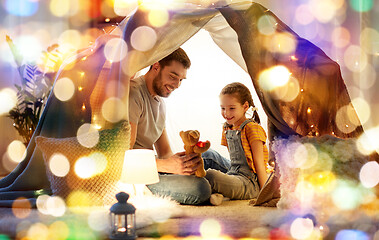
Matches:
[0,0,378,239]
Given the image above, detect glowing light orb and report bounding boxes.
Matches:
[199,219,222,238]
[356,127,379,155]
[332,180,362,210]
[0,88,17,115]
[14,35,43,63]
[268,32,296,54]
[335,104,360,134]
[36,194,50,215]
[114,0,138,16]
[309,0,338,23]
[7,140,27,163]
[66,191,91,209]
[5,0,38,17]
[344,45,368,73]
[58,29,82,51]
[259,66,291,91]
[74,156,97,179]
[359,161,379,188]
[257,15,277,36]
[308,171,336,193]
[45,196,66,217]
[27,223,49,239]
[49,153,70,177]
[49,221,70,240]
[53,77,75,101]
[336,229,369,240]
[295,4,314,25]
[77,123,100,148]
[131,26,157,52]
[101,97,127,123]
[50,0,70,17]
[12,197,32,219]
[104,38,128,63]
[351,98,370,125]
[353,64,376,90]
[148,8,169,27]
[331,27,350,48]
[360,28,379,55]
[349,0,374,12]
[290,217,314,239]
[271,76,300,102]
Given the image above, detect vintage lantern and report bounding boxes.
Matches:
[109,192,136,240]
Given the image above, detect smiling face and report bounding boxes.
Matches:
[152,60,187,98]
[220,93,249,127]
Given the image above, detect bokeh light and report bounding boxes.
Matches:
[6,140,27,163]
[130,26,157,52]
[53,77,75,101]
[14,35,43,63]
[359,161,379,188]
[12,198,32,219]
[0,88,17,115]
[294,4,314,26]
[349,0,374,12]
[101,97,127,123]
[36,194,51,215]
[335,104,360,134]
[259,65,291,91]
[331,27,350,48]
[267,32,296,54]
[114,0,138,16]
[307,171,336,193]
[271,76,300,102]
[353,63,376,90]
[58,29,82,52]
[49,0,78,17]
[74,152,107,179]
[77,123,100,148]
[26,223,49,240]
[148,8,169,27]
[48,221,70,240]
[356,126,379,155]
[104,38,128,62]
[257,15,277,36]
[290,217,314,239]
[336,229,370,240]
[360,27,379,55]
[332,180,362,210]
[45,196,66,217]
[309,0,340,23]
[351,97,370,125]
[49,153,70,177]
[295,181,315,208]
[344,45,368,73]
[5,0,38,17]
[66,191,92,209]
[199,218,222,238]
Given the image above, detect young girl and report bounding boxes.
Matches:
[204,82,269,205]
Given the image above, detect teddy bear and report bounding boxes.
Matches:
[179,130,210,178]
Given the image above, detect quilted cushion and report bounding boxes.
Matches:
[35,120,130,206]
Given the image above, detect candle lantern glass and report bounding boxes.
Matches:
[109,192,136,240]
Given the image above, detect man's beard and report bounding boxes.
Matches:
[152,71,171,98]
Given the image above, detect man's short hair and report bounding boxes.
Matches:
[159,47,191,69]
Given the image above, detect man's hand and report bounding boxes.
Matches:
[157,151,202,175]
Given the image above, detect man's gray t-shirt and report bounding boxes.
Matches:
[129,76,166,149]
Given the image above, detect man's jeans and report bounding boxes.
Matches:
[147,149,230,205]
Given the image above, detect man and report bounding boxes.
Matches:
[129,48,211,205]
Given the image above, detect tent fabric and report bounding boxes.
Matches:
[0,1,364,206]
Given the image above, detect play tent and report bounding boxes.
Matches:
[0,1,367,206]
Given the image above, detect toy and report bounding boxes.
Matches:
[179,130,210,177]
